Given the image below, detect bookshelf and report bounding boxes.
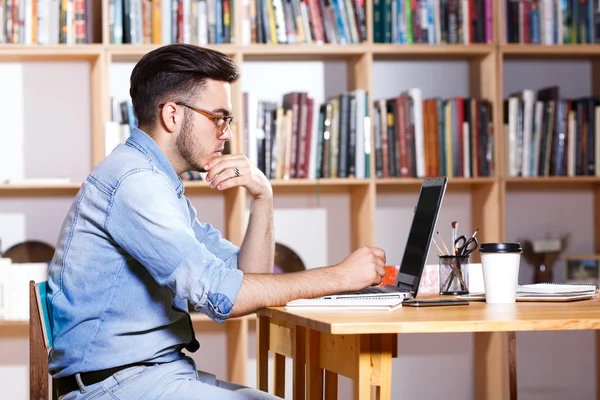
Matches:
[1,0,600,398]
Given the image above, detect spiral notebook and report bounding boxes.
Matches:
[285,295,404,311]
[458,282,599,302]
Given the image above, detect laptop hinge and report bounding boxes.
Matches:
[397,282,413,292]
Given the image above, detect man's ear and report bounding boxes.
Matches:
[160,102,179,133]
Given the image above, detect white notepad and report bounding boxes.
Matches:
[285,295,404,311]
[458,283,599,302]
[516,283,599,296]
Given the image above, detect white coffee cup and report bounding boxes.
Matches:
[479,243,522,304]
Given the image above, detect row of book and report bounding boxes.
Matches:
[242,89,495,181]
[374,92,494,178]
[102,88,600,181]
[109,0,232,44]
[0,0,97,44]
[374,0,494,44]
[243,90,371,180]
[243,0,367,45]
[506,0,600,44]
[504,86,600,177]
[4,0,598,46]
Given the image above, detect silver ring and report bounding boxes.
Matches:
[234,167,240,177]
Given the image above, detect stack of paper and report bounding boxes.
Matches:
[515,283,598,301]
[459,283,599,302]
[285,296,404,311]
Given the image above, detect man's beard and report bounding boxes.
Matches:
[176,113,206,172]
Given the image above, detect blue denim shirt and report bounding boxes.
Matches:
[47,127,244,377]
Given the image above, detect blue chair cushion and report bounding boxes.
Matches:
[36,281,53,348]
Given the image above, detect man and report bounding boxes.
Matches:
[47,43,387,399]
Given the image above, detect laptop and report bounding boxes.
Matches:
[320,176,448,300]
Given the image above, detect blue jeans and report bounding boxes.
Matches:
[58,357,282,400]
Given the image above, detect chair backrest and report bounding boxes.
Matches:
[29,280,57,400]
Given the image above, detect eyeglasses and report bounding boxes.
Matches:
[159,102,233,134]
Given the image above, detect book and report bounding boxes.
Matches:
[285,295,404,311]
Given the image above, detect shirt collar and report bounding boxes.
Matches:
[126,127,184,197]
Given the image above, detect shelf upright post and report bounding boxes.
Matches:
[224,51,250,387]
[91,50,110,168]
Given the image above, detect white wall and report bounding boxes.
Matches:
[0,62,92,183]
[0,55,596,399]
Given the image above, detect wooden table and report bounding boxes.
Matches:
[256,297,600,400]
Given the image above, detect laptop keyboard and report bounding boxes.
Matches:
[339,285,404,295]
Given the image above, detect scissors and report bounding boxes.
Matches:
[454,229,479,257]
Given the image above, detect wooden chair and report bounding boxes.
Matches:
[29,280,58,400]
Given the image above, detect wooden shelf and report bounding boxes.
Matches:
[500,44,600,58]
[240,43,368,60]
[271,178,369,185]
[108,43,366,62]
[107,43,240,61]
[0,43,598,62]
[376,177,497,192]
[505,176,600,189]
[0,178,501,197]
[371,43,494,58]
[269,178,370,194]
[0,321,28,337]
[0,44,103,61]
[2,43,597,64]
[0,43,498,63]
[0,182,218,197]
[0,183,82,197]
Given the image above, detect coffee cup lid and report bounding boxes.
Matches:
[479,243,522,253]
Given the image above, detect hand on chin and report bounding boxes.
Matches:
[203,153,272,199]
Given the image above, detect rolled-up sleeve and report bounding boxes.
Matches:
[185,198,239,271]
[106,171,243,322]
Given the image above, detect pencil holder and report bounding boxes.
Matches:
[439,255,470,295]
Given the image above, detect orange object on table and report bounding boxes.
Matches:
[379,265,399,286]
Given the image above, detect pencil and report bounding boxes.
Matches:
[436,231,451,255]
[431,238,445,256]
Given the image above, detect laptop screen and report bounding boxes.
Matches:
[396,177,447,291]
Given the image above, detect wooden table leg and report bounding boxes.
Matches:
[355,335,372,399]
[324,371,338,400]
[372,334,393,400]
[304,331,396,400]
[596,330,600,400]
[508,331,517,400]
[256,315,270,392]
[274,353,286,398]
[474,332,509,400]
[306,329,323,399]
[293,326,306,400]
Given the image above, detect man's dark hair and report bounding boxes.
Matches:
[129,44,240,131]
